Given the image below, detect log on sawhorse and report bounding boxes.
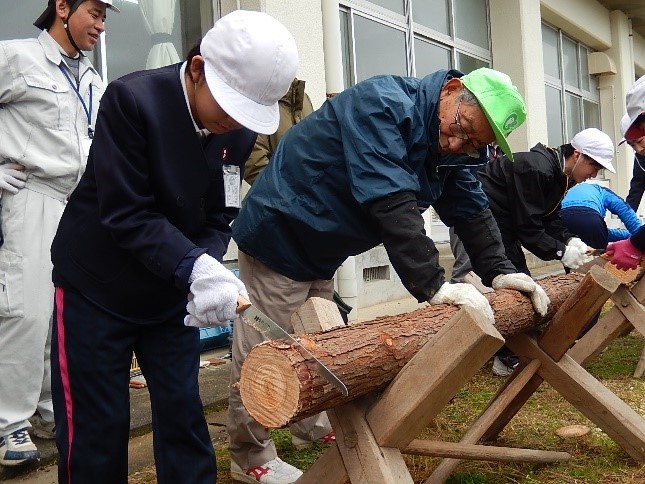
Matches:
[427,265,645,483]
[293,301,571,484]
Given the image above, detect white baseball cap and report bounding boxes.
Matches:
[201,11,299,135]
[570,128,616,173]
[623,76,645,142]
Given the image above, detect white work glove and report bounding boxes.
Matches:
[429,282,495,325]
[567,237,588,252]
[561,239,593,269]
[492,273,550,317]
[185,254,248,328]
[0,163,27,194]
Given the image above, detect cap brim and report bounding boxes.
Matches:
[203,61,279,135]
[625,124,645,141]
[34,6,54,30]
[480,109,514,162]
[595,159,616,173]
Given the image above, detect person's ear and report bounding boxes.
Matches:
[55,0,70,22]
[188,55,205,84]
[441,77,463,98]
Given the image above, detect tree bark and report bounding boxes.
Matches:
[239,273,583,428]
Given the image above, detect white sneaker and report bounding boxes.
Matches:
[0,428,40,466]
[230,457,303,483]
[28,414,56,440]
[492,355,520,377]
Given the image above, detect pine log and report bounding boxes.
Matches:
[239,273,583,428]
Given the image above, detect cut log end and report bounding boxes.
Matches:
[239,345,302,428]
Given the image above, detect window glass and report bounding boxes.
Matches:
[453,0,488,49]
[354,15,407,81]
[580,46,590,91]
[589,73,599,98]
[562,36,579,89]
[412,0,449,36]
[565,93,582,141]
[583,99,600,129]
[105,0,208,81]
[541,24,560,80]
[414,37,451,77]
[545,85,564,147]
[457,52,488,74]
[340,10,354,88]
[368,0,405,15]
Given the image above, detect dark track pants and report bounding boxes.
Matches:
[51,286,216,484]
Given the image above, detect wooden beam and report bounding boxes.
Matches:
[402,439,571,463]
[366,307,504,449]
[570,277,645,366]
[325,398,413,484]
[538,266,620,361]
[636,347,645,379]
[291,297,345,333]
[298,444,349,484]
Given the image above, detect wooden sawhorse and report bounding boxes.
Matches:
[291,300,572,483]
[427,265,645,482]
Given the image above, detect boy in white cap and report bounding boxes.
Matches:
[476,127,614,375]
[0,0,119,467]
[49,10,297,483]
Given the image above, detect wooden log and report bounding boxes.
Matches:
[240,273,583,428]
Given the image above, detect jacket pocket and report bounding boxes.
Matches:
[0,249,24,318]
[21,74,70,129]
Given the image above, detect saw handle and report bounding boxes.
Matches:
[237,295,251,313]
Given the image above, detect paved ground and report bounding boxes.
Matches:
[2,261,564,482]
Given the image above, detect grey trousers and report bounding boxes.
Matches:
[227,252,334,469]
[449,227,473,283]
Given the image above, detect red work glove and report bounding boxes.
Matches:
[605,238,643,270]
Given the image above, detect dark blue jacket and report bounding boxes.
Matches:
[562,183,641,242]
[626,153,645,211]
[233,71,514,295]
[52,64,255,322]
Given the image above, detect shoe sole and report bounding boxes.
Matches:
[230,469,260,483]
[0,456,40,467]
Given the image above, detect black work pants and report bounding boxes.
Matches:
[51,286,216,484]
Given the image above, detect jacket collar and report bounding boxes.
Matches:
[38,29,99,77]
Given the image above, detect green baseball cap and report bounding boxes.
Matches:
[461,68,526,162]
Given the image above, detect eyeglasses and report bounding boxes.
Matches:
[449,98,481,158]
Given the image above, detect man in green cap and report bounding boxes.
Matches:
[226,67,551,483]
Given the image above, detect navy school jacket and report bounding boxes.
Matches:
[52,63,255,322]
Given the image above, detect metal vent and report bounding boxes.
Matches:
[363,265,390,282]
